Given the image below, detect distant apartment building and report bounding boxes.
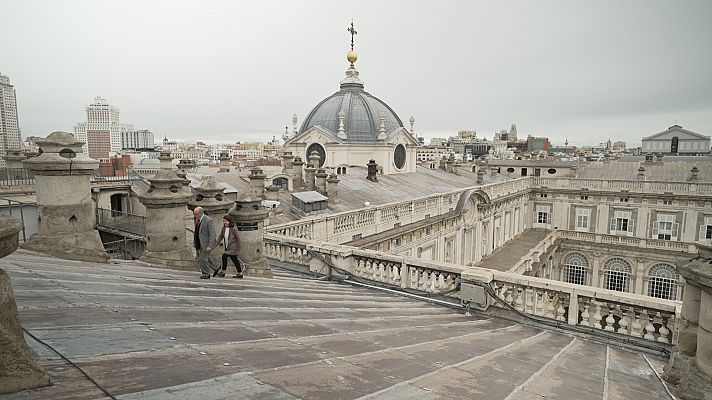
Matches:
[526,135,550,152]
[0,73,22,167]
[417,146,449,161]
[121,129,154,150]
[74,97,134,161]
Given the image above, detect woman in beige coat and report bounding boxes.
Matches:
[214,214,243,278]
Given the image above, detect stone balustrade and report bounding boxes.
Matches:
[531,177,712,195]
[556,230,699,254]
[464,268,680,345]
[265,232,682,346]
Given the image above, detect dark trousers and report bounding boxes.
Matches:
[221,253,243,273]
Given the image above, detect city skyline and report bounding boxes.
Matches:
[2,0,711,147]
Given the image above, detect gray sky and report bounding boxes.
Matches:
[2,0,711,147]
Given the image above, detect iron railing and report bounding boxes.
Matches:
[0,168,34,186]
[0,197,32,242]
[96,208,146,237]
[103,237,145,260]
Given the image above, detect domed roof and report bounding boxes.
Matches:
[300,66,404,143]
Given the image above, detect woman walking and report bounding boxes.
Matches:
[214,214,244,278]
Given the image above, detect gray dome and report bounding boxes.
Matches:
[300,68,404,143]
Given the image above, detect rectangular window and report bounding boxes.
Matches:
[536,205,550,225]
[576,208,590,231]
[610,210,634,236]
[700,217,712,241]
[652,214,678,241]
[580,195,589,200]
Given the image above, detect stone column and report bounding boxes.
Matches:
[315,168,328,195]
[0,215,51,394]
[218,151,230,173]
[305,165,316,191]
[229,193,272,278]
[291,157,305,190]
[139,151,196,269]
[281,151,294,175]
[21,132,108,262]
[367,159,379,182]
[665,252,712,399]
[188,176,234,265]
[326,173,339,205]
[249,168,266,199]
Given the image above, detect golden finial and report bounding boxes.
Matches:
[347,20,358,65]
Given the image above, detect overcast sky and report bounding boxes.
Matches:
[2,0,711,147]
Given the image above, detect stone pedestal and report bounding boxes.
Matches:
[229,194,272,278]
[139,152,196,269]
[21,132,108,263]
[188,176,234,265]
[665,253,712,399]
[218,151,230,173]
[249,168,266,199]
[315,168,328,195]
[291,157,305,190]
[0,215,51,394]
[326,173,339,205]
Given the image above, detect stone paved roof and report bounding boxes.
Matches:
[0,250,672,400]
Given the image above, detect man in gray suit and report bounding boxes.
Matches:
[193,207,218,279]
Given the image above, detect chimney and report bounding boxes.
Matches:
[366,159,379,182]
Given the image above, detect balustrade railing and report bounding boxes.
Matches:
[465,268,680,345]
[96,208,146,237]
[531,177,712,194]
[556,230,698,253]
[0,168,34,186]
[265,232,682,346]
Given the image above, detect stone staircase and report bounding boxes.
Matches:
[472,228,551,272]
[0,249,672,400]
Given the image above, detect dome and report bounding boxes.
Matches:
[300,66,404,143]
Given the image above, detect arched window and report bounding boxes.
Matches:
[603,258,632,292]
[563,252,589,285]
[648,263,678,300]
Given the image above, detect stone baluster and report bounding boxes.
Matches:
[514,288,525,312]
[604,304,616,331]
[592,302,603,329]
[630,311,644,338]
[618,307,630,335]
[658,312,670,344]
[555,296,566,321]
[22,132,108,262]
[579,299,590,326]
[643,310,656,340]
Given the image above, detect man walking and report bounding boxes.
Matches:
[193,207,218,279]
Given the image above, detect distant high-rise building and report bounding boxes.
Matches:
[0,73,22,167]
[121,129,154,150]
[74,97,134,160]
